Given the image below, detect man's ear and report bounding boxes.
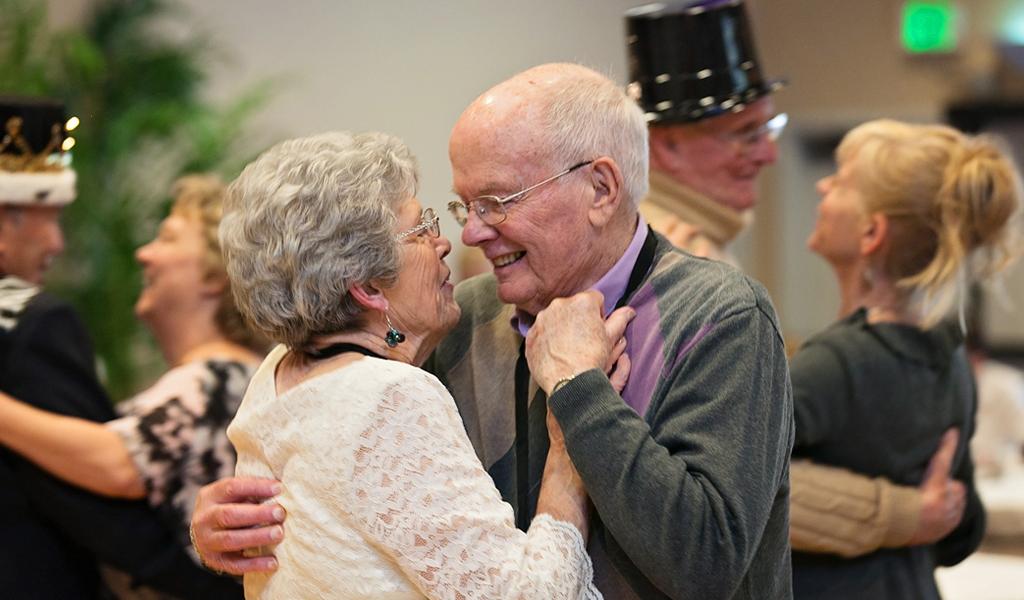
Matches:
[587,157,624,227]
[348,281,389,313]
[860,212,889,257]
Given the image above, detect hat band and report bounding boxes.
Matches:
[0,170,76,206]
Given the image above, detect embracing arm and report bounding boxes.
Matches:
[3,299,239,597]
[0,391,144,498]
[789,343,967,556]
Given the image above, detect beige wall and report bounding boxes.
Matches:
[50,0,1022,338]
[746,0,1022,340]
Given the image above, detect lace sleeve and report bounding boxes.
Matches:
[347,370,600,600]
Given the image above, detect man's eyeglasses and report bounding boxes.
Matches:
[396,207,440,241]
[720,112,788,154]
[447,160,593,227]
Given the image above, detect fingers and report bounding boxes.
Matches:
[206,552,279,575]
[605,337,627,373]
[191,477,286,575]
[201,476,282,504]
[947,481,966,520]
[603,306,636,343]
[921,428,960,489]
[609,352,631,394]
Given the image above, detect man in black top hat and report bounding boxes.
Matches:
[626,0,785,265]
[626,0,967,561]
[0,96,240,598]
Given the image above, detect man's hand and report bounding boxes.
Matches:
[525,291,635,393]
[190,477,285,574]
[908,429,966,546]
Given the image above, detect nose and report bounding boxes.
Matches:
[135,240,154,265]
[46,221,65,256]
[460,210,498,248]
[747,135,778,166]
[815,175,832,196]
[435,233,452,259]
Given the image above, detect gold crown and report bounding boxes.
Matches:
[0,115,67,173]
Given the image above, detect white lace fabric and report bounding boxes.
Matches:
[229,345,600,600]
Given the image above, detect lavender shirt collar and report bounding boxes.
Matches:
[510,215,648,337]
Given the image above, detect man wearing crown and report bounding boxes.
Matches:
[0,97,237,598]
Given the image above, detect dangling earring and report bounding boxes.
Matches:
[384,312,405,348]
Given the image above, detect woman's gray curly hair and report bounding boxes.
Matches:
[219,131,418,348]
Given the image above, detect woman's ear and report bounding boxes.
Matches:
[860,212,889,257]
[348,281,389,313]
[587,157,624,227]
[200,272,228,298]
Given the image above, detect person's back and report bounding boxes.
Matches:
[790,311,984,599]
[0,288,114,597]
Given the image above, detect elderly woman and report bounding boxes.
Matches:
[790,119,1021,599]
[216,131,605,599]
[0,175,264,564]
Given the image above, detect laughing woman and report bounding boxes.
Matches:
[790,120,1022,599]
[0,175,265,563]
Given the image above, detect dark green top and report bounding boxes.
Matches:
[790,308,985,600]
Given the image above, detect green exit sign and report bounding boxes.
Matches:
[902,1,958,53]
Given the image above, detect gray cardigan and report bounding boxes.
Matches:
[428,234,794,599]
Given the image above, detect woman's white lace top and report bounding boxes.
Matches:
[228,345,600,600]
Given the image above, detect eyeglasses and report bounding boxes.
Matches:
[396,207,440,241]
[447,160,593,227]
[720,112,788,154]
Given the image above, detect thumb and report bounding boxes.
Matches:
[921,428,960,490]
[604,306,636,342]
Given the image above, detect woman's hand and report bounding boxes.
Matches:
[536,408,590,538]
[190,477,285,574]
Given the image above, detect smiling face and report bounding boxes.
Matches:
[652,96,779,212]
[0,205,65,285]
[807,158,870,267]
[134,209,212,323]
[384,198,460,344]
[449,91,604,316]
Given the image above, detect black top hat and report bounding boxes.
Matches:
[0,96,76,206]
[625,0,785,124]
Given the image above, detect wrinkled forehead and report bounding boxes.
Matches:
[450,101,555,194]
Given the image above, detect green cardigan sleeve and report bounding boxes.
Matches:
[548,304,792,599]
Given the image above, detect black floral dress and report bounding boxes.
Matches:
[108,358,258,563]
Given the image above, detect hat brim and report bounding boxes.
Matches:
[643,77,787,125]
[0,170,76,206]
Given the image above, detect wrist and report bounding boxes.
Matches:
[549,373,581,395]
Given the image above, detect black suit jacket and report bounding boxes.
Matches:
[0,291,241,599]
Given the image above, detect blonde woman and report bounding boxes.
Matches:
[0,176,264,566]
[791,120,1021,599]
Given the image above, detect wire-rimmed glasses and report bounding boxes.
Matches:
[447,160,593,227]
[396,207,440,241]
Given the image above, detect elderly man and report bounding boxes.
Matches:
[192,63,793,599]
[627,0,967,557]
[0,97,239,598]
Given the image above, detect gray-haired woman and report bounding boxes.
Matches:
[210,132,603,599]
